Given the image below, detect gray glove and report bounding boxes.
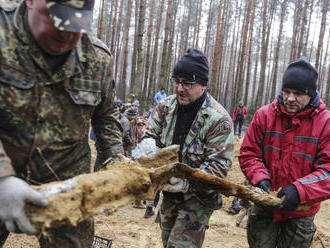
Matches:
[0,176,48,234]
[162,177,189,193]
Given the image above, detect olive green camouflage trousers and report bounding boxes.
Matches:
[0,217,94,248]
[160,192,213,248]
[247,205,316,248]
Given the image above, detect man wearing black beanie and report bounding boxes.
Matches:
[239,57,330,248]
[142,48,234,247]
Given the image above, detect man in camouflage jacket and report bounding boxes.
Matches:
[144,49,234,248]
[0,0,123,247]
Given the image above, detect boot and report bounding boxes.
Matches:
[144,206,154,218]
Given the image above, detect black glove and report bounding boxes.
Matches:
[257,179,271,193]
[277,184,300,211]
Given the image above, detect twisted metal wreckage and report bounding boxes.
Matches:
[26,145,308,233]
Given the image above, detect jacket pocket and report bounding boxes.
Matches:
[0,63,34,89]
[66,78,102,106]
[184,140,204,168]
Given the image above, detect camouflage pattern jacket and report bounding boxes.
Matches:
[119,113,133,157]
[145,94,234,209]
[0,2,123,183]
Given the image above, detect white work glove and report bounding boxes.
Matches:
[0,176,48,234]
[162,177,189,193]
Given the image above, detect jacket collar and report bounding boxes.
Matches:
[174,93,211,156]
[275,91,324,118]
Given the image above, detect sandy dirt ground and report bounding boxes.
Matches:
[4,137,330,248]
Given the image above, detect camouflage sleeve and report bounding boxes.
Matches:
[0,141,15,178]
[199,118,234,178]
[91,54,124,171]
[142,103,166,147]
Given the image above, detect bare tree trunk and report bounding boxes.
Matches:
[270,0,287,101]
[182,1,193,52]
[120,0,133,101]
[129,0,140,96]
[256,0,269,109]
[230,0,244,110]
[319,32,330,96]
[235,0,252,103]
[142,0,155,104]
[303,0,314,56]
[252,29,261,111]
[104,1,114,45]
[209,0,224,95]
[224,11,237,109]
[97,0,105,39]
[149,0,165,98]
[204,0,214,54]
[194,0,203,49]
[110,0,119,52]
[166,0,180,89]
[289,0,302,62]
[159,0,173,89]
[114,0,125,83]
[217,0,229,102]
[297,0,309,57]
[244,0,257,106]
[326,65,330,107]
[132,0,147,100]
[315,0,328,80]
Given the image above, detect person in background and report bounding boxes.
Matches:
[146,107,153,119]
[115,100,133,157]
[116,100,126,114]
[132,100,140,113]
[143,48,234,248]
[124,108,137,157]
[154,87,167,105]
[133,116,148,149]
[146,102,155,119]
[0,0,123,247]
[239,57,330,248]
[125,107,146,209]
[232,100,247,138]
[127,93,136,104]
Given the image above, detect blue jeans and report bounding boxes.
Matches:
[90,127,96,141]
[234,119,244,137]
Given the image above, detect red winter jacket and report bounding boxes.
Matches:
[239,95,330,222]
[232,105,247,121]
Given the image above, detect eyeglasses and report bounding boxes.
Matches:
[171,78,195,90]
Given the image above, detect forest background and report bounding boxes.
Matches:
[92,0,330,116]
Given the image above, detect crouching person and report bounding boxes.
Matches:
[143,48,234,248]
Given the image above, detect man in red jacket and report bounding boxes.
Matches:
[239,57,330,248]
[232,101,248,138]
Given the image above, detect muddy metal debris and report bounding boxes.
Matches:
[26,145,307,232]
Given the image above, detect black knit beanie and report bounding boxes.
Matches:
[172,48,209,85]
[282,57,318,97]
